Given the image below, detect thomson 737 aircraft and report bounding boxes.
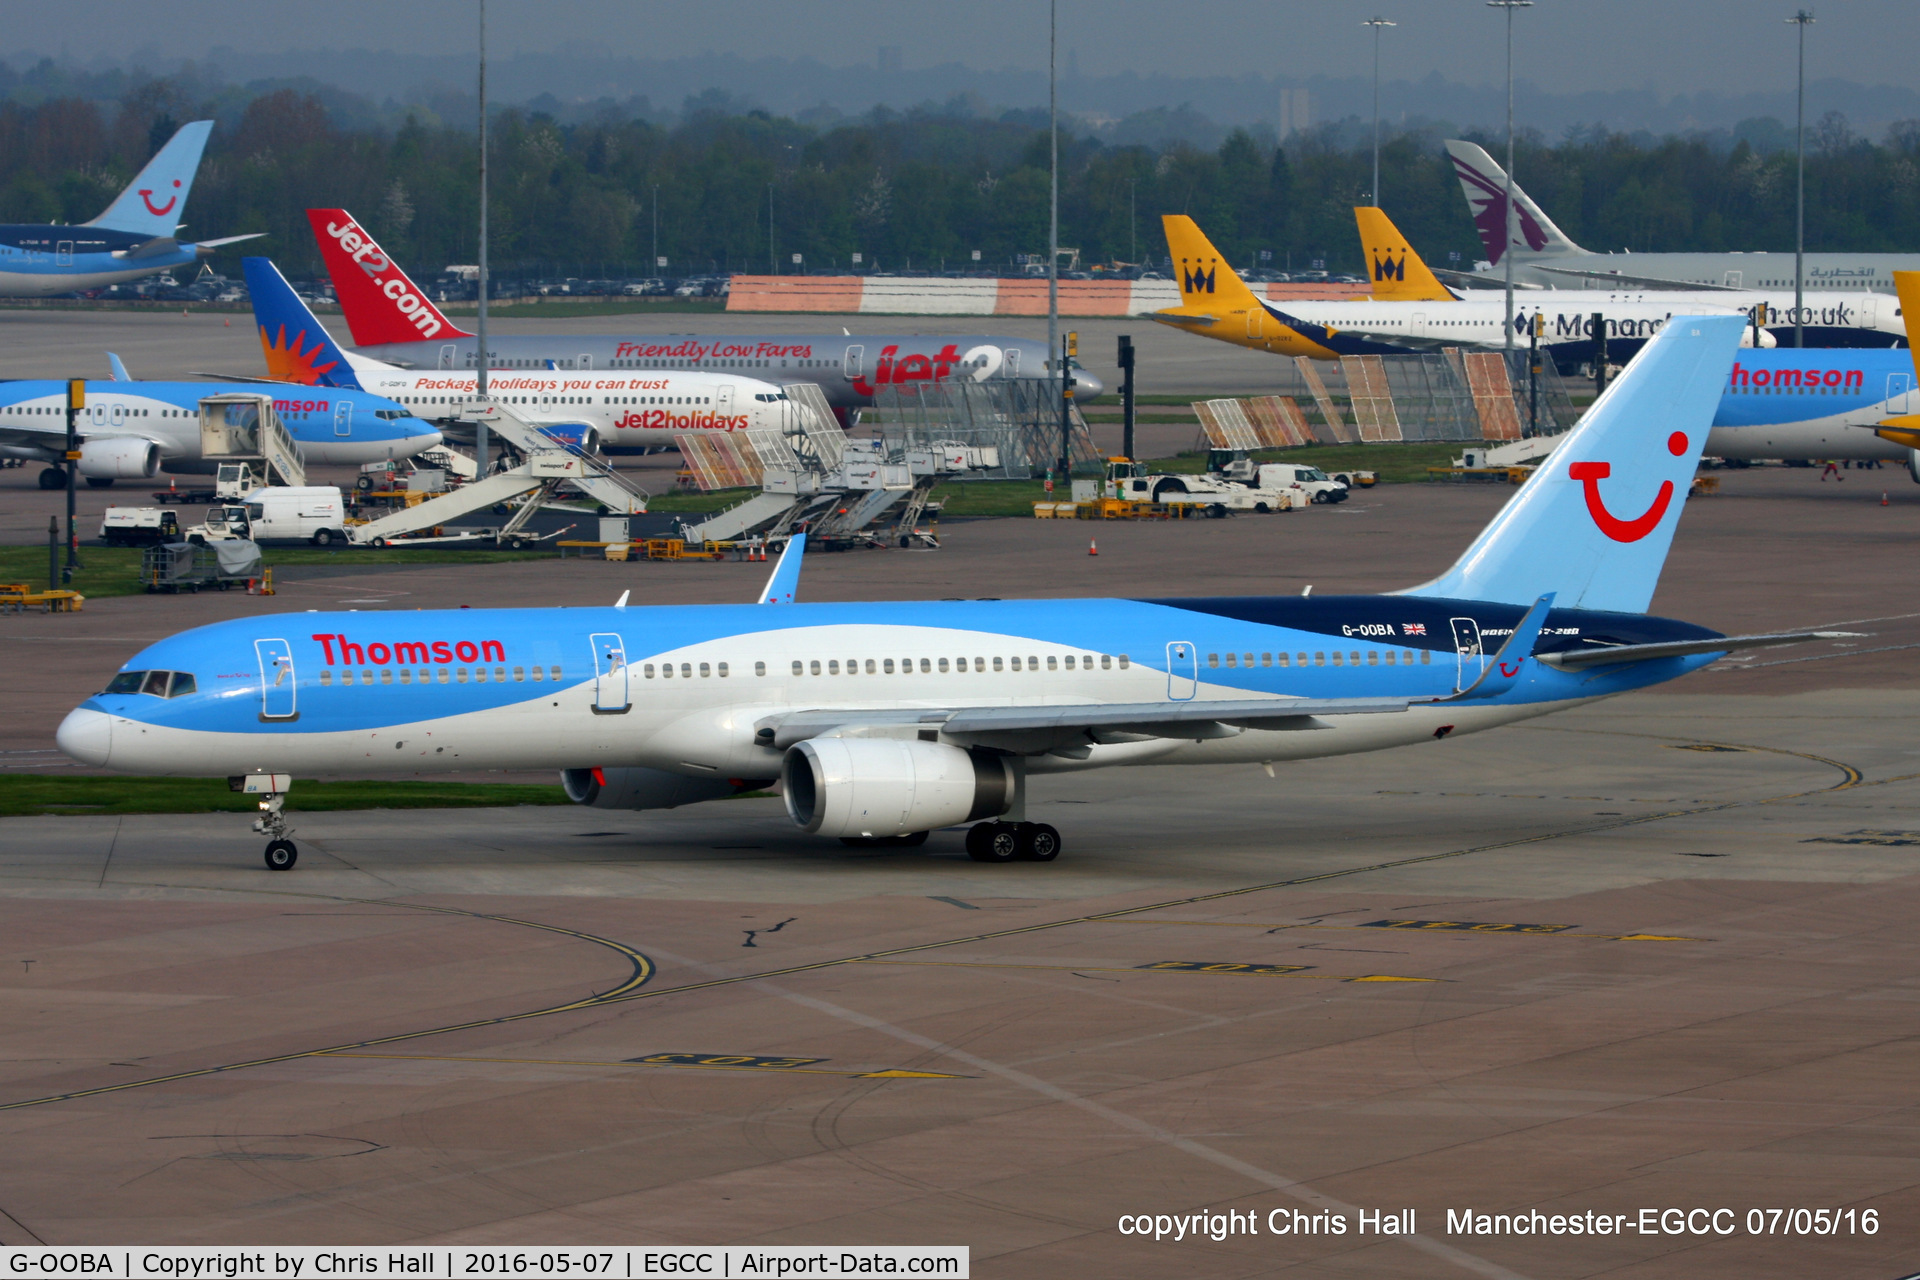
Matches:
[301,209,1098,418]
[245,258,804,452]
[0,371,440,489]
[0,121,262,297]
[57,315,1848,871]
[1445,139,1920,302]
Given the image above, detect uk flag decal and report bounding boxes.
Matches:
[1402,622,1428,636]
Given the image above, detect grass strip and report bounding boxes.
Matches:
[0,775,571,818]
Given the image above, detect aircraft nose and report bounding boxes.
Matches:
[56,707,112,767]
[1075,369,1106,400]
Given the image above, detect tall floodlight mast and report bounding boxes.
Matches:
[474,0,490,476]
[1488,0,1531,352]
[1362,17,1395,205]
[1788,9,1814,349]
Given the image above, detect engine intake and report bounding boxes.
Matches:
[562,766,769,810]
[78,438,160,480]
[782,737,1015,838]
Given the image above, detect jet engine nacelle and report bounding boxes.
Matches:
[1909,448,1920,485]
[781,737,1015,838]
[78,438,161,480]
[561,765,768,810]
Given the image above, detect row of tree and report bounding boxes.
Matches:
[0,81,1916,280]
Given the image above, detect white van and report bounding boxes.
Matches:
[188,486,348,546]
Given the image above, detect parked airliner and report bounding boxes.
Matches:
[1445,139,1920,304]
[300,209,1099,417]
[0,121,262,296]
[244,259,804,451]
[57,316,1844,870]
[0,371,439,488]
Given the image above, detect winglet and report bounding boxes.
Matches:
[106,353,131,382]
[614,590,630,610]
[1448,593,1554,701]
[758,534,805,604]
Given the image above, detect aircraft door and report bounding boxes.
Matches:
[333,399,353,435]
[1863,297,1879,328]
[1166,641,1198,701]
[716,384,735,416]
[90,404,107,427]
[1889,373,1913,413]
[439,345,455,370]
[1246,308,1263,339]
[842,345,864,381]
[1449,617,1484,692]
[1410,312,1426,337]
[111,403,125,426]
[579,353,592,370]
[589,632,631,714]
[1723,270,1742,287]
[1004,347,1021,377]
[56,240,72,265]
[254,638,298,721]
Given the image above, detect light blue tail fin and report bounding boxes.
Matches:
[1402,315,1745,613]
[242,257,363,390]
[86,120,214,237]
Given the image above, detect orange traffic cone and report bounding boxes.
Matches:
[1088,538,1099,556]
[1883,492,1890,506]
[224,318,231,327]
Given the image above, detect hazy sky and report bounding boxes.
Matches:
[26,1,1920,99]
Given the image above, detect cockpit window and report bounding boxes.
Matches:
[374,409,406,420]
[103,670,197,698]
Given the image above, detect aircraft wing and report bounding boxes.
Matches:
[1524,263,1747,292]
[0,423,160,454]
[1539,629,1861,669]
[759,696,1418,753]
[1429,267,1544,291]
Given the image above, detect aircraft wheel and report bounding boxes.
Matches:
[967,822,1020,863]
[1017,823,1062,862]
[38,468,64,490]
[263,840,298,871]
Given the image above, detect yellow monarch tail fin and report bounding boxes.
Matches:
[1354,207,1456,303]
[1161,215,1263,309]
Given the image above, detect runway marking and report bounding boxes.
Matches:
[851,958,1440,982]
[0,731,1860,1112]
[1112,919,1704,942]
[0,901,655,1113]
[1805,829,1920,847]
[314,1051,964,1079]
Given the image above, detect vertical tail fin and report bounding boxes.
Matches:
[1442,140,1583,265]
[305,209,472,347]
[86,120,214,237]
[1354,207,1457,302]
[243,257,364,390]
[1161,216,1265,311]
[1401,315,1745,613]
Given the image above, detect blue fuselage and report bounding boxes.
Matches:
[0,379,441,472]
[64,595,1721,779]
[0,223,204,296]
[1706,349,1914,461]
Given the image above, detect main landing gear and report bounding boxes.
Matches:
[965,822,1061,863]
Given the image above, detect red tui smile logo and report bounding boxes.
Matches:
[139,179,182,217]
[1566,432,1689,543]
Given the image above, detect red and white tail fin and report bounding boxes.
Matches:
[305,209,473,347]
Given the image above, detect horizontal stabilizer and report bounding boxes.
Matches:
[195,233,268,255]
[1540,630,1862,670]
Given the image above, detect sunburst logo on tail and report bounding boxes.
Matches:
[259,322,339,386]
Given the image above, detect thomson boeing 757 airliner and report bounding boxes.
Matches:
[58,316,1843,870]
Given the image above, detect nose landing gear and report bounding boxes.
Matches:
[237,773,298,870]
